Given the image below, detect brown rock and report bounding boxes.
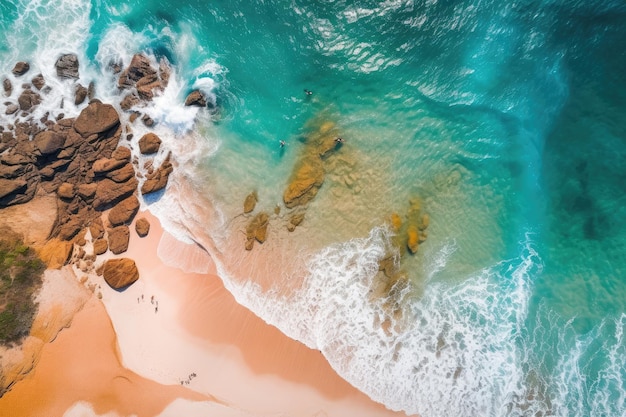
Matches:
[17,89,41,111]
[93,157,126,174]
[76,183,97,200]
[287,212,305,232]
[57,182,74,200]
[32,74,45,90]
[283,155,324,208]
[135,217,150,237]
[184,90,207,107]
[0,178,27,199]
[106,163,135,183]
[93,177,138,210]
[407,224,419,254]
[38,238,72,269]
[138,132,161,154]
[57,215,83,241]
[141,154,173,195]
[102,258,139,289]
[55,54,79,79]
[12,61,30,76]
[243,191,258,214]
[34,130,65,155]
[245,212,269,250]
[93,238,108,255]
[108,195,139,226]
[120,93,140,111]
[3,78,12,96]
[75,84,88,105]
[73,100,120,138]
[89,217,105,239]
[5,104,18,115]
[111,146,131,161]
[118,54,156,88]
[107,225,130,254]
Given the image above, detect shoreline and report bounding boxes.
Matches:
[0,206,407,417]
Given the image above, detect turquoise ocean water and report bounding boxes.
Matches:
[1,1,625,416]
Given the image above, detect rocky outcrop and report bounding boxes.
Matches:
[75,84,88,105]
[138,132,161,154]
[31,74,45,90]
[243,191,258,214]
[184,90,207,107]
[118,54,169,102]
[37,238,72,269]
[93,177,138,210]
[73,100,120,138]
[107,225,130,254]
[135,217,150,237]
[55,54,79,79]
[287,212,305,232]
[3,78,12,96]
[12,62,30,76]
[283,155,324,208]
[141,153,173,195]
[18,88,41,111]
[245,212,269,250]
[34,131,65,155]
[102,258,139,289]
[108,195,139,226]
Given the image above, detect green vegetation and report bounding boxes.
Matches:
[0,229,45,345]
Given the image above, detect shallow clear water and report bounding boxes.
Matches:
[1,1,625,416]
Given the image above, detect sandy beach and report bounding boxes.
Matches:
[0,208,407,417]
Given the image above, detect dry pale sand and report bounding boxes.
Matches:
[0,295,208,417]
[100,210,408,417]
[0,209,409,417]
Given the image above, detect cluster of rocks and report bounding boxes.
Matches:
[241,120,343,251]
[0,55,185,291]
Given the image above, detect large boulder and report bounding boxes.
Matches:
[55,54,79,79]
[38,238,72,269]
[141,154,173,195]
[93,177,138,210]
[102,258,139,289]
[108,195,139,226]
[73,100,120,138]
[283,155,324,208]
[12,62,30,76]
[34,131,65,155]
[0,178,27,199]
[93,157,126,174]
[107,225,130,254]
[138,132,161,154]
[106,164,135,183]
[135,217,150,237]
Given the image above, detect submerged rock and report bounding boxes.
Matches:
[243,191,258,213]
[283,155,324,208]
